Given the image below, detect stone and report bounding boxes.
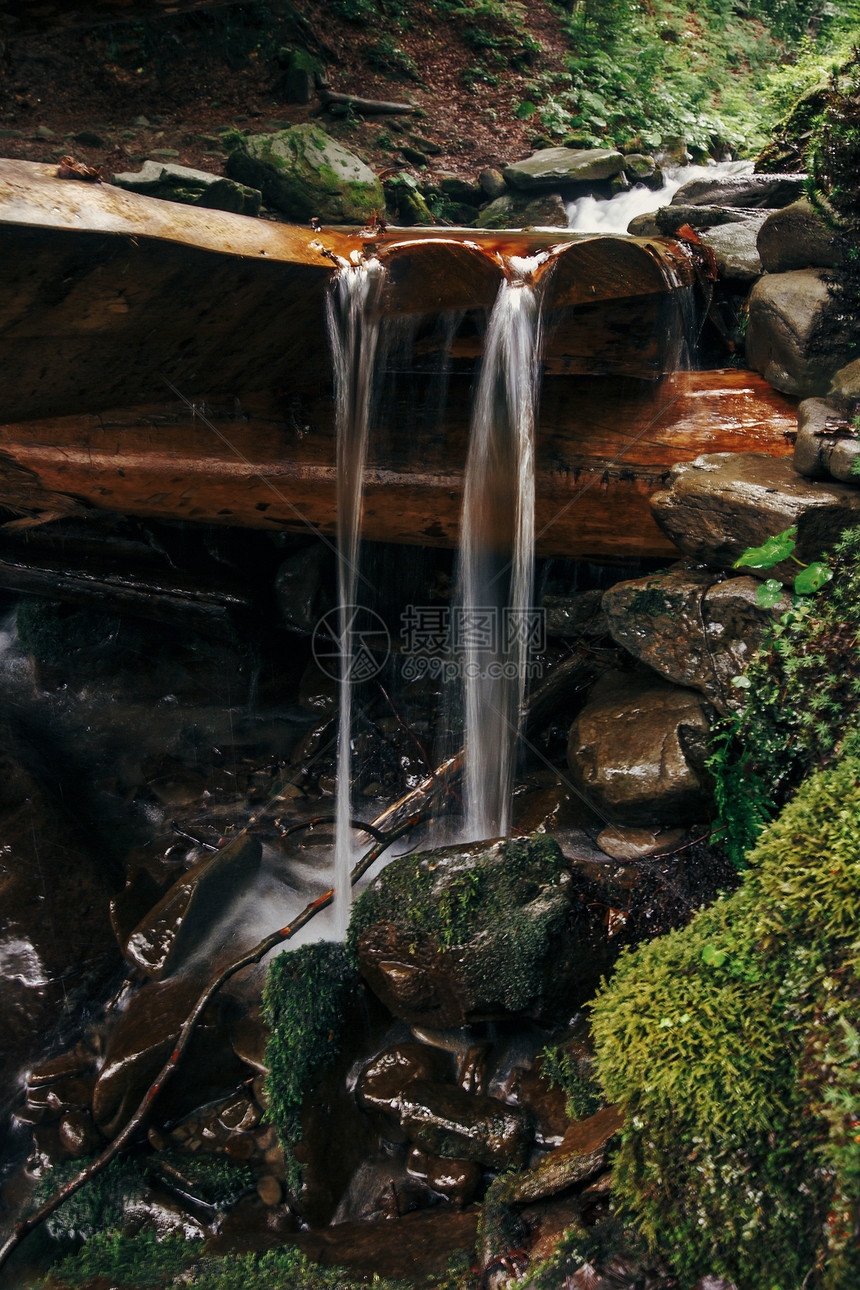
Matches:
[650,452,860,582]
[746,269,838,396]
[757,198,838,273]
[92,977,246,1138]
[473,191,568,229]
[566,672,713,827]
[34,125,55,140]
[436,173,483,206]
[352,836,612,1028]
[479,167,507,199]
[124,834,262,979]
[542,588,608,639]
[794,397,860,485]
[279,48,323,104]
[226,124,384,224]
[0,754,118,1132]
[407,1147,481,1206]
[274,541,331,634]
[622,152,657,181]
[385,1078,531,1169]
[654,204,770,234]
[385,172,434,225]
[829,357,860,402]
[58,1109,101,1158]
[112,159,261,216]
[400,145,427,166]
[358,1042,453,1140]
[298,660,338,714]
[75,130,107,148]
[700,221,762,281]
[670,172,806,208]
[601,564,791,711]
[257,1175,283,1205]
[596,825,686,860]
[504,146,624,192]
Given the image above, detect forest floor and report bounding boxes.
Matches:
[0,2,574,190]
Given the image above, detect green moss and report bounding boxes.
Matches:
[262,941,357,1193]
[41,1232,415,1289]
[147,1149,253,1207]
[32,1156,146,1243]
[590,757,860,1288]
[627,584,676,618]
[539,1039,603,1120]
[511,1217,629,1290]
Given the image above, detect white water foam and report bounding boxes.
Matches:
[566,159,754,234]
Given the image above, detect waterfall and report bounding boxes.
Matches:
[325,257,385,938]
[459,258,545,841]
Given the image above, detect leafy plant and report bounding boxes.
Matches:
[709,524,860,869]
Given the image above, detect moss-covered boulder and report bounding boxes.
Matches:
[226,124,384,224]
[348,835,611,1028]
[112,160,262,215]
[590,756,860,1289]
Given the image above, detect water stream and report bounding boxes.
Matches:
[325,258,386,937]
[566,158,754,233]
[459,257,545,841]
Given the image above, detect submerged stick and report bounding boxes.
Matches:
[0,753,462,1274]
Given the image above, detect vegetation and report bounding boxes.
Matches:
[709,524,860,869]
[31,1156,146,1243]
[539,1038,603,1120]
[590,756,860,1288]
[262,941,357,1193]
[40,1232,416,1289]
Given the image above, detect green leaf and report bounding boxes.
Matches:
[793,561,833,594]
[756,578,785,609]
[702,945,728,967]
[731,674,751,689]
[734,527,797,571]
[514,100,537,118]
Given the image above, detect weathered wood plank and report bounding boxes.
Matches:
[0,371,796,558]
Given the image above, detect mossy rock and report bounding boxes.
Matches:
[226,124,384,224]
[590,756,860,1289]
[348,835,612,1028]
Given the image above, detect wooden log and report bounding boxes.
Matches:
[0,371,796,559]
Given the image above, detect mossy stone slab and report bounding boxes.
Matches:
[227,123,384,224]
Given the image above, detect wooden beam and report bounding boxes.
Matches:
[0,371,796,559]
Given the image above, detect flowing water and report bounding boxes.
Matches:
[566,158,755,233]
[325,258,386,937]
[459,257,545,841]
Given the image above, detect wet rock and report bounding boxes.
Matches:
[601,564,791,711]
[794,396,860,483]
[671,172,806,208]
[650,452,860,582]
[757,197,838,273]
[407,1147,481,1206]
[358,1043,453,1140]
[473,191,568,229]
[274,542,331,634]
[700,220,762,280]
[655,204,768,233]
[227,124,384,223]
[124,833,262,979]
[746,268,838,396]
[352,836,611,1028]
[110,866,170,951]
[507,1062,569,1147]
[436,173,483,206]
[596,825,686,860]
[92,978,247,1138]
[298,660,339,715]
[229,1001,269,1074]
[0,753,119,1133]
[504,146,624,192]
[112,159,262,215]
[58,1108,101,1158]
[294,1206,479,1283]
[393,1079,531,1168]
[542,588,608,639]
[566,673,713,828]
